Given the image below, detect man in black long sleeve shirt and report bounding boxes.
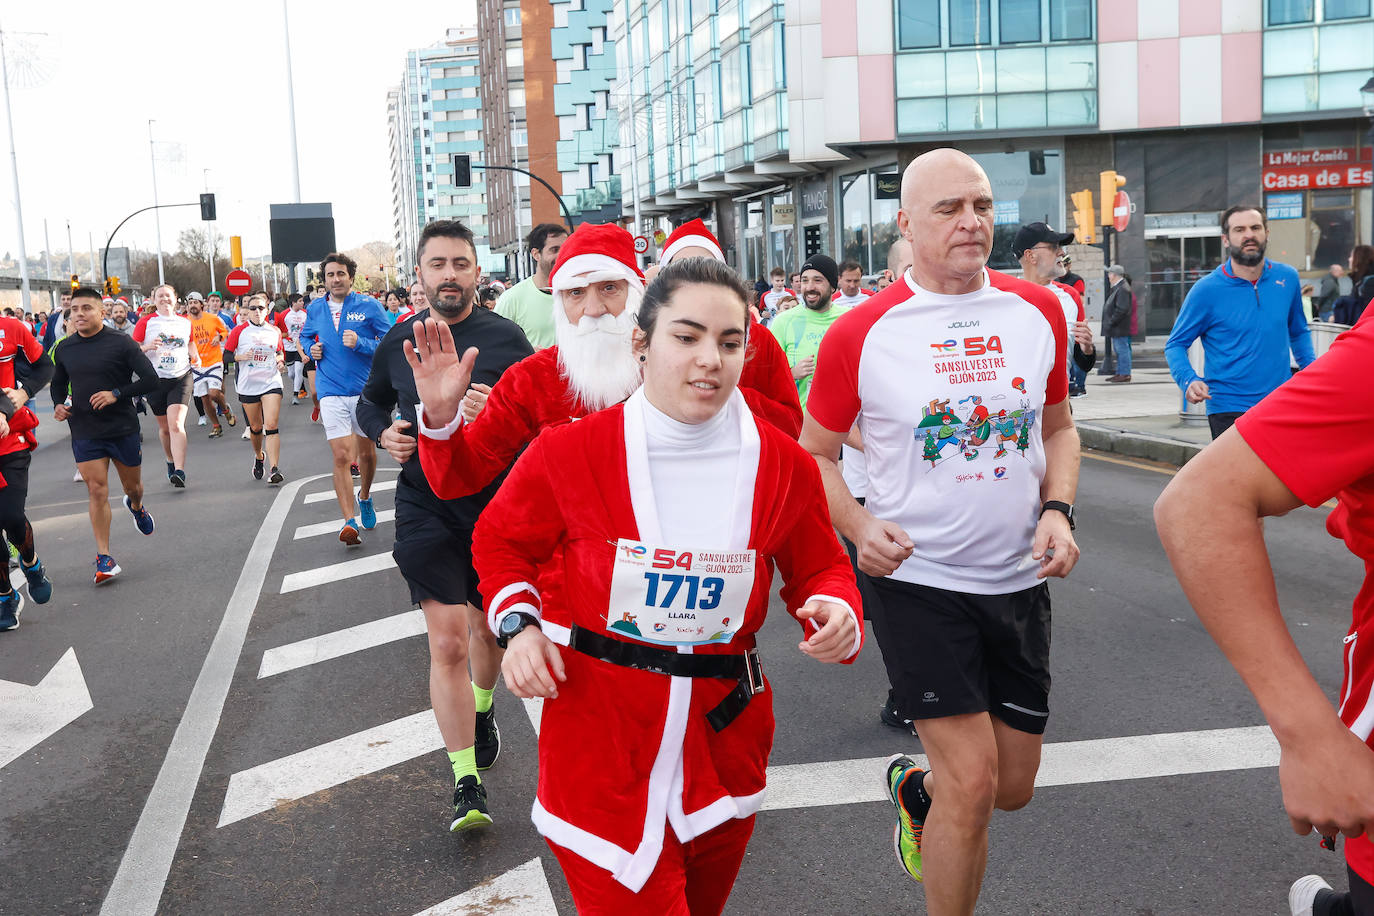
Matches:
[356,221,532,832]
[50,289,160,585]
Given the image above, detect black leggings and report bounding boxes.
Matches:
[1316,866,1374,916]
[0,450,34,580]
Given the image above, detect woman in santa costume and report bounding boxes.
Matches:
[469,257,863,914]
[408,222,800,505]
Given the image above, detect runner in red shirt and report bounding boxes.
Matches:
[1156,313,1374,915]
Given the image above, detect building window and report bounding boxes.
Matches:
[1269,0,1315,23]
[1326,0,1371,17]
[506,47,523,68]
[504,7,521,27]
[1049,0,1092,40]
[950,0,991,45]
[999,0,1040,42]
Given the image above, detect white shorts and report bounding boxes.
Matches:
[320,395,365,440]
[192,365,224,397]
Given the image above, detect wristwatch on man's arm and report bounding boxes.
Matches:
[1040,500,1075,530]
[496,611,541,648]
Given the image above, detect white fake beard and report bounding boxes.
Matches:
[553,307,643,412]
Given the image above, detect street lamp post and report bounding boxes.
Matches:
[1363,76,1373,250]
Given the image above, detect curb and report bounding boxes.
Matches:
[1076,422,1204,467]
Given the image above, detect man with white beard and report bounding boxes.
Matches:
[411,222,797,498]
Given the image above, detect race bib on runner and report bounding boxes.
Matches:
[607,539,756,647]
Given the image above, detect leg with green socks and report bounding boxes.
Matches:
[473,681,501,769]
[448,746,479,785]
[472,682,494,714]
[448,746,491,832]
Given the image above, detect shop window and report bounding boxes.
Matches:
[841,172,874,272]
[999,0,1040,43]
[950,0,992,45]
[898,0,942,49]
[1049,0,1092,40]
[1269,0,1315,24]
[1311,190,1356,269]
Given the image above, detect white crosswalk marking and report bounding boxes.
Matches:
[302,479,397,505]
[279,553,397,594]
[257,609,426,679]
[293,510,396,540]
[412,859,557,916]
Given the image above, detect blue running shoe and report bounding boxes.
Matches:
[339,519,361,546]
[0,590,21,630]
[358,497,377,530]
[124,496,155,535]
[94,554,122,585]
[21,557,51,604]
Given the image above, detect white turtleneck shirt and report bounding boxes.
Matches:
[641,393,741,546]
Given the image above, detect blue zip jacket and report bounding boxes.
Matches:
[1164,259,1315,415]
[299,292,391,398]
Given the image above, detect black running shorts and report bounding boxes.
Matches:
[146,371,193,416]
[864,575,1052,735]
[391,477,482,609]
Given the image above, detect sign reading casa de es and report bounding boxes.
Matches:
[1261,147,1372,191]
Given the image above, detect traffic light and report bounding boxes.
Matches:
[110,277,121,297]
[1070,190,1096,245]
[103,278,112,297]
[453,154,472,188]
[1099,170,1126,227]
[69,274,79,290]
[200,192,217,221]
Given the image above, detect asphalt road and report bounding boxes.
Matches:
[0,398,1362,915]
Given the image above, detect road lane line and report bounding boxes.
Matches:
[257,609,426,679]
[302,478,397,504]
[279,553,398,594]
[100,474,329,916]
[413,859,558,915]
[760,724,1277,811]
[218,710,443,827]
[293,510,396,540]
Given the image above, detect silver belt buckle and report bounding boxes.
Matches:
[745,648,765,695]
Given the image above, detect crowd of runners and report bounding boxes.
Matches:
[2,147,1372,916]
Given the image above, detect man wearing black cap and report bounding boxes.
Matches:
[768,253,846,407]
[1013,222,1096,396]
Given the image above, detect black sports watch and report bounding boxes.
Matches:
[110,388,122,401]
[1040,500,1075,530]
[496,611,540,648]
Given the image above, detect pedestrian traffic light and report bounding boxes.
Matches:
[69,274,79,290]
[110,277,121,297]
[1099,171,1126,227]
[453,154,472,189]
[1070,190,1096,245]
[200,192,217,221]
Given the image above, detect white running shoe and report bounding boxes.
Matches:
[197,415,207,426]
[72,469,83,482]
[1290,874,1335,916]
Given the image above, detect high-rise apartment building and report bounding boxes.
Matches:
[552,0,622,224]
[387,29,501,280]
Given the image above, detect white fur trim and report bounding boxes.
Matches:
[486,581,540,632]
[805,595,862,660]
[534,800,634,877]
[660,235,724,265]
[542,620,572,646]
[417,400,464,439]
[490,603,541,636]
[551,253,644,291]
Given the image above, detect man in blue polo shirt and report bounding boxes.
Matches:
[300,252,392,545]
[1165,205,1315,439]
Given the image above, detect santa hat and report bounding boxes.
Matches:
[549,223,645,292]
[659,218,724,265]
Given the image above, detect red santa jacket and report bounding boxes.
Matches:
[418,343,798,501]
[472,392,862,891]
[0,317,44,465]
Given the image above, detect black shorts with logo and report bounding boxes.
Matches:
[864,575,1052,735]
[146,371,193,416]
[391,476,482,609]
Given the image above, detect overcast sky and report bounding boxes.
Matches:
[1,0,475,270]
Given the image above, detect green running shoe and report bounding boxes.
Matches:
[884,753,925,882]
[450,775,493,833]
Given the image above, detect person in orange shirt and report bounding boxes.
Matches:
[187,293,237,438]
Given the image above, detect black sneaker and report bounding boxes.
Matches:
[252,452,265,480]
[880,692,915,732]
[165,461,176,482]
[268,466,284,485]
[475,706,500,770]
[0,590,21,631]
[170,469,186,488]
[450,775,492,832]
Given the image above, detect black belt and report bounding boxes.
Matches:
[566,624,765,732]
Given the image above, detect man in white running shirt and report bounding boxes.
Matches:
[131,284,200,488]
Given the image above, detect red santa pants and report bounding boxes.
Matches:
[548,814,756,915]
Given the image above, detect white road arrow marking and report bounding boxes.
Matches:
[0,647,94,769]
[293,510,396,540]
[280,552,397,594]
[412,858,557,916]
[302,478,397,505]
[257,609,426,679]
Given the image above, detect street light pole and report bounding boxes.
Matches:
[282,0,305,292]
[66,220,74,276]
[148,120,165,284]
[1,26,32,313]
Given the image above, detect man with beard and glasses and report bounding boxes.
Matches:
[358,220,533,833]
[767,253,850,408]
[1165,205,1316,439]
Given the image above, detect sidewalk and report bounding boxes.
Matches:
[1072,364,1210,466]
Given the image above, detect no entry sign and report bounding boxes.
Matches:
[225,269,252,295]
